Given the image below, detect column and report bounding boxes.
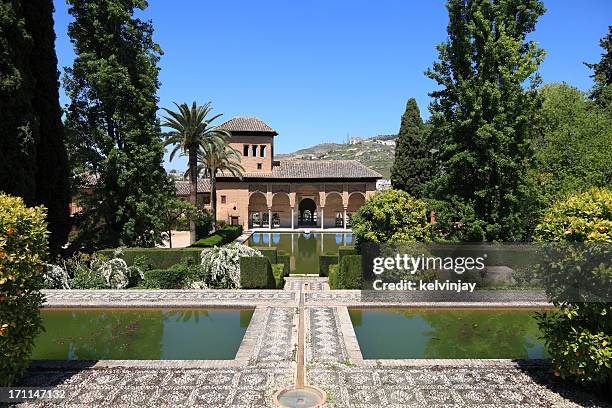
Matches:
[268,208,272,230]
[291,207,295,229]
[320,207,324,230]
[343,207,347,230]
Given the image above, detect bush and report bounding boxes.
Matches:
[0,194,48,386]
[143,265,190,289]
[352,189,432,245]
[240,256,276,289]
[277,251,290,276]
[197,243,261,289]
[272,264,286,289]
[534,188,611,388]
[191,225,243,248]
[319,254,338,277]
[98,247,204,270]
[328,264,339,289]
[337,255,363,289]
[338,246,357,262]
[253,247,278,264]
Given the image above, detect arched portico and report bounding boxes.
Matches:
[346,192,365,228]
[325,192,345,228]
[248,192,268,228]
[271,193,291,228]
[298,197,317,227]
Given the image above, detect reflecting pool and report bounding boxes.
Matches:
[248,232,353,275]
[349,308,548,359]
[33,308,253,360]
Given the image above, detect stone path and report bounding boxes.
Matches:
[15,284,609,407]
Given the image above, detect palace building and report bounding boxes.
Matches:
[200,116,382,230]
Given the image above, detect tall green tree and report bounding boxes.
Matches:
[161,101,228,242]
[196,141,244,226]
[532,83,612,202]
[64,0,172,248]
[23,0,70,254]
[585,25,612,110]
[390,98,431,197]
[0,1,70,254]
[426,0,545,241]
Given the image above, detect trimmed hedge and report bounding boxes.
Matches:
[98,248,203,270]
[337,255,363,289]
[272,264,286,289]
[191,225,243,248]
[328,264,339,289]
[142,265,190,289]
[252,247,278,264]
[0,195,48,386]
[319,254,338,277]
[277,250,290,276]
[240,256,276,289]
[338,246,357,262]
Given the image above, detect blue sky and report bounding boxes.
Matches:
[52,0,611,171]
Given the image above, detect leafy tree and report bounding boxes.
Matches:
[64,0,173,248]
[532,83,612,202]
[161,101,228,241]
[197,141,244,226]
[159,197,197,248]
[390,98,431,197]
[0,1,70,254]
[585,25,612,110]
[352,189,432,245]
[426,0,546,241]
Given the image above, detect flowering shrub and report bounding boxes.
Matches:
[0,194,48,386]
[194,243,263,289]
[534,188,611,388]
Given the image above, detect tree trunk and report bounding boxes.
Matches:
[188,146,198,244]
[211,168,217,232]
[168,228,172,248]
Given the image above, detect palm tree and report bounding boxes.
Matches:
[197,139,244,227]
[161,102,228,243]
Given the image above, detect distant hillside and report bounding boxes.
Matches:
[277,135,396,178]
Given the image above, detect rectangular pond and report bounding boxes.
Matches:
[349,308,548,360]
[248,232,353,275]
[32,308,254,360]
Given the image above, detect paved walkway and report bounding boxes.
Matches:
[15,283,609,407]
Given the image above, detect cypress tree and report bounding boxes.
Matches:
[0,0,37,203]
[64,0,173,248]
[585,25,612,110]
[390,98,430,197]
[23,0,71,254]
[426,0,545,241]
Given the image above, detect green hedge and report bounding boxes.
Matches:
[338,246,357,262]
[239,256,276,289]
[0,194,47,386]
[272,264,286,289]
[252,247,278,264]
[319,254,339,277]
[191,225,243,248]
[98,247,204,270]
[277,250,290,276]
[328,264,339,289]
[337,255,363,289]
[142,265,190,289]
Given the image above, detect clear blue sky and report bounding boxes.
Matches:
[52,0,611,171]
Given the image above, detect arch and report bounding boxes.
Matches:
[271,193,291,228]
[248,192,268,228]
[325,192,344,228]
[298,197,317,226]
[347,193,365,227]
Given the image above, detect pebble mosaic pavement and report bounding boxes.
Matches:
[14,280,609,407]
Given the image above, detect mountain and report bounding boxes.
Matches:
[276,135,396,178]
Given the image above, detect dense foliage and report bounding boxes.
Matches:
[64,0,173,248]
[239,256,276,289]
[352,189,431,245]
[585,26,612,110]
[336,255,363,290]
[191,225,243,247]
[534,188,611,387]
[195,243,262,289]
[425,0,545,241]
[0,1,70,254]
[97,247,204,270]
[390,98,431,197]
[0,194,48,386]
[532,83,612,203]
